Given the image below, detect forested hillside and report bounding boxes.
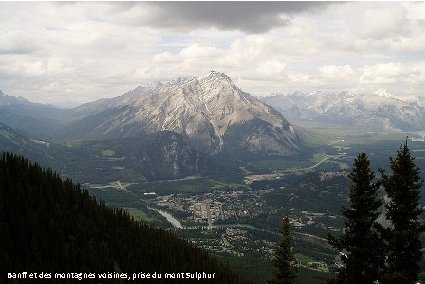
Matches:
[0,153,246,283]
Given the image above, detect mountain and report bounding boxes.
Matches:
[58,71,300,157]
[262,90,425,131]
[0,88,227,182]
[0,89,75,138]
[59,131,223,183]
[0,122,65,170]
[1,153,246,283]
[0,120,220,182]
[0,88,29,106]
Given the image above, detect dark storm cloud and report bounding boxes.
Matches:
[114,2,331,33]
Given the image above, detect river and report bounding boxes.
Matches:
[147,207,183,229]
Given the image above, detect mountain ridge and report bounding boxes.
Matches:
[0,89,79,138]
[263,90,425,131]
[0,88,30,106]
[58,71,300,157]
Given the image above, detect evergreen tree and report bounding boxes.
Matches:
[0,152,247,283]
[381,140,424,284]
[328,153,384,284]
[270,216,298,284]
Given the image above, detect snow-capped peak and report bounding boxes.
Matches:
[169,76,194,86]
[374,88,420,103]
[70,72,299,156]
[198,70,233,83]
[375,88,395,98]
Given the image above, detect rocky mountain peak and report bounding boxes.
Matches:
[375,88,394,98]
[160,71,232,89]
[202,70,232,80]
[0,89,30,106]
[262,90,425,131]
[63,72,300,156]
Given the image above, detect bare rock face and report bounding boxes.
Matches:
[66,71,300,156]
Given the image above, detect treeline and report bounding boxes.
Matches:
[0,152,246,283]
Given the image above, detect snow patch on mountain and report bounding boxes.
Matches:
[66,71,300,156]
[262,90,425,131]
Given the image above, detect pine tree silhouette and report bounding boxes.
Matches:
[270,216,298,284]
[381,140,424,284]
[328,153,384,284]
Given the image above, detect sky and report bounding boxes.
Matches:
[0,1,425,107]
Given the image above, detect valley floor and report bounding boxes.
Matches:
[84,127,425,283]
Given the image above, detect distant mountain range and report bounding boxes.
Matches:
[262,89,425,131]
[3,73,425,182]
[0,90,74,138]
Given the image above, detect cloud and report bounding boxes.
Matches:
[0,29,42,55]
[360,63,404,84]
[327,2,425,54]
[0,39,35,55]
[0,2,425,106]
[256,61,287,79]
[355,6,409,40]
[110,2,330,33]
[360,62,425,86]
[320,65,354,77]
[179,44,222,58]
